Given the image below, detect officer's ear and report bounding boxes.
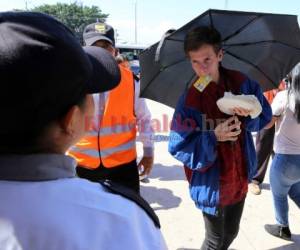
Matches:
[60,105,82,138]
[59,95,95,140]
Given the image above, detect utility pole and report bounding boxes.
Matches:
[25,0,32,10]
[134,0,137,44]
[225,0,229,9]
[115,29,119,43]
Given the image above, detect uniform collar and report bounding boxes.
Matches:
[0,154,76,181]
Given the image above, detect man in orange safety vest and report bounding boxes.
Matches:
[69,22,154,193]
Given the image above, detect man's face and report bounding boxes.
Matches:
[92,40,116,56]
[188,44,223,78]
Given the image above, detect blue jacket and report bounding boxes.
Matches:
[168,68,272,215]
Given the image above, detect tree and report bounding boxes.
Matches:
[30,2,109,42]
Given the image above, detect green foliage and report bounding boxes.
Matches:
[31,2,108,42]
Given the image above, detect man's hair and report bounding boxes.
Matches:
[184,26,222,55]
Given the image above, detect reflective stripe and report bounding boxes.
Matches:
[100,139,136,158]
[99,124,135,136]
[70,147,99,157]
[85,131,98,136]
[87,124,135,137]
[70,139,136,158]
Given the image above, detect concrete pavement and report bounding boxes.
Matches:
[137,100,300,250]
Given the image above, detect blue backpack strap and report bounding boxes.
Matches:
[99,179,161,228]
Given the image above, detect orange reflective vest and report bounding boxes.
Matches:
[69,66,137,169]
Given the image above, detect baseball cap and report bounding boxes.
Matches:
[0,12,120,137]
[83,22,115,46]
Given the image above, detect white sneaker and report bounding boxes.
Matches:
[249,183,261,195]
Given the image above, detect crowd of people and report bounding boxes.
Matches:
[0,10,299,250]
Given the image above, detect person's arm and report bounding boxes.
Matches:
[168,93,218,171]
[265,90,287,129]
[134,79,154,176]
[240,78,272,132]
[264,116,278,129]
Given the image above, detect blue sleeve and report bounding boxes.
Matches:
[240,78,272,132]
[168,94,217,170]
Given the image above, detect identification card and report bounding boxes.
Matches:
[193,75,212,92]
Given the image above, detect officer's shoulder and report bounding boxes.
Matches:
[99,179,160,228]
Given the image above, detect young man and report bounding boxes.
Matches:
[69,22,154,193]
[0,12,166,250]
[168,26,272,249]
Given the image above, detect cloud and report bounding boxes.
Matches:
[108,17,176,45]
[139,20,175,44]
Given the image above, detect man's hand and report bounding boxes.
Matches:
[138,156,154,176]
[214,116,241,142]
[232,107,252,117]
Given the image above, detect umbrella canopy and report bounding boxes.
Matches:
[140,9,300,108]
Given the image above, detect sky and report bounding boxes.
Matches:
[1,0,300,45]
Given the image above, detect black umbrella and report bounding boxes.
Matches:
[139,9,300,108]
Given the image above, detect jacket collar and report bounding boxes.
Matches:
[0,154,76,181]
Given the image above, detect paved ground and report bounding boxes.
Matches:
[137,100,300,250]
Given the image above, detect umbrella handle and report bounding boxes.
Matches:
[155,28,176,62]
